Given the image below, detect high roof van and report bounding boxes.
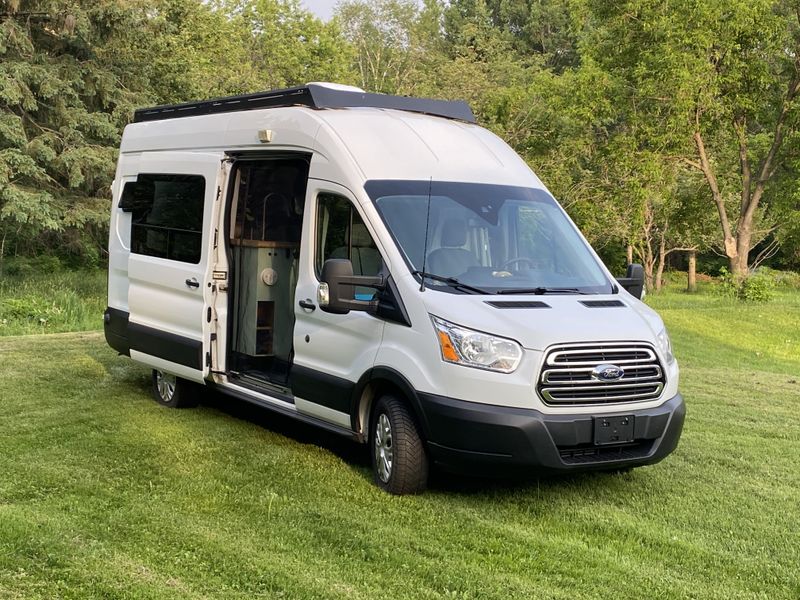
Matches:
[105,83,685,494]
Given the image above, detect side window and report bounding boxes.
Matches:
[316,194,382,287]
[232,160,308,243]
[120,174,205,264]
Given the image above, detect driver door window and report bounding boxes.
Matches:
[316,194,382,298]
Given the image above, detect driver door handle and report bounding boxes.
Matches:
[185,278,200,289]
[298,299,316,311]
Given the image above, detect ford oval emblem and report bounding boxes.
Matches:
[591,364,625,381]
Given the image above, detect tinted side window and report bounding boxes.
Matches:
[120,174,205,263]
[316,194,382,288]
[232,160,308,243]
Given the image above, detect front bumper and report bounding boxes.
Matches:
[416,392,685,474]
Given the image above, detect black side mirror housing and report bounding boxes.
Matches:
[616,263,646,299]
[319,258,385,314]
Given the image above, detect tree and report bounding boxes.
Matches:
[0,0,351,265]
[0,2,147,264]
[224,0,354,91]
[336,0,419,93]
[576,0,800,278]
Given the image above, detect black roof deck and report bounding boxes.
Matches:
[132,84,476,124]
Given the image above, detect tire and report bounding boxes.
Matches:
[370,395,428,495]
[151,369,199,408]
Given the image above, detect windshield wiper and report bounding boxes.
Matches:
[495,287,588,295]
[413,271,492,295]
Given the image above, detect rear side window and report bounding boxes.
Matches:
[120,174,205,264]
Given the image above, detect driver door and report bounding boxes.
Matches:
[290,182,386,427]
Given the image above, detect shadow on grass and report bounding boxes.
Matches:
[198,387,370,469]
[427,459,637,501]
[195,385,627,497]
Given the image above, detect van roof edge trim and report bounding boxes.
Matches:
[132,84,476,124]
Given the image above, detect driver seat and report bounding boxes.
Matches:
[426,219,478,278]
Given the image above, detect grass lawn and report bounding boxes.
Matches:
[0,270,106,336]
[0,285,798,598]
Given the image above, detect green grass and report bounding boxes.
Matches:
[0,286,799,598]
[0,270,106,336]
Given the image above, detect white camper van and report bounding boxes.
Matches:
[105,83,684,494]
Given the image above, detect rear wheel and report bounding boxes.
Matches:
[151,369,199,408]
[370,395,428,495]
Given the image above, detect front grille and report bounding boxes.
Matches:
[537,342,665,406]
[559,441,654,464]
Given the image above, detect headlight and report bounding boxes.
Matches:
[656,327,675,365]
[431,316,522,373]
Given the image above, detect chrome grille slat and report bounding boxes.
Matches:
[537,342,666,406]
[542,365,662,385]
[547,347,656,366]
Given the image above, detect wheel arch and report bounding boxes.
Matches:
[351,367,430,441]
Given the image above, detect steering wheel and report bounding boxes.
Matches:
[500,257,536,270]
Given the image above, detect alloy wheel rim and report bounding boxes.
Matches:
[156,371,176,402]
[374,413,393,483]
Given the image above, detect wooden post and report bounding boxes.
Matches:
[687,249,697,292]
[626,244,633,265]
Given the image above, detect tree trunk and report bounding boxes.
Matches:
[626,244,633,265]
[654,233,666,292]
[640,242,655,291]
[692,129,739,265]
[687,249,697,292]
[731,228,752,278]
[638,201,656,291]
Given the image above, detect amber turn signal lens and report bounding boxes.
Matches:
[437,330,460,362]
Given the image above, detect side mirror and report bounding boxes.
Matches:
[319,258,384,314]
[617,263,645,299]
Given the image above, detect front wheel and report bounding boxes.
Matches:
[370,395,428,495]
[151,369,199,408]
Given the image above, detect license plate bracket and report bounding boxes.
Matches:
[593,415,635,445]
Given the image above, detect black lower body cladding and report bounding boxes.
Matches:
[416,392,685,474]
[103,307,130,356]
[103,307,202,370]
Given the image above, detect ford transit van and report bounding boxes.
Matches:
[105,83,685,494]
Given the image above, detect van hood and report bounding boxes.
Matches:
[419,291,664,351]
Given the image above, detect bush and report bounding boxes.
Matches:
[2,255,63,277]
[739,274,775,302]
[714,267,739,298]
[755,267,800,289]
[714,267,775,302]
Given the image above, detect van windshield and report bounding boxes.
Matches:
[365,180,613,295]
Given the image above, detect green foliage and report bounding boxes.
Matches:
[714,267,740,298]
[0,0,349,266]
[0,268,106,335]
[574,0,800,274]
[757,267,800,289]
[1,0,798,273]
[739,273,776,302]
[0,2,138,253]
[2,255,62,276]
[714,267,776,302]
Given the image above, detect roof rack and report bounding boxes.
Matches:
[132,83,476,124]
